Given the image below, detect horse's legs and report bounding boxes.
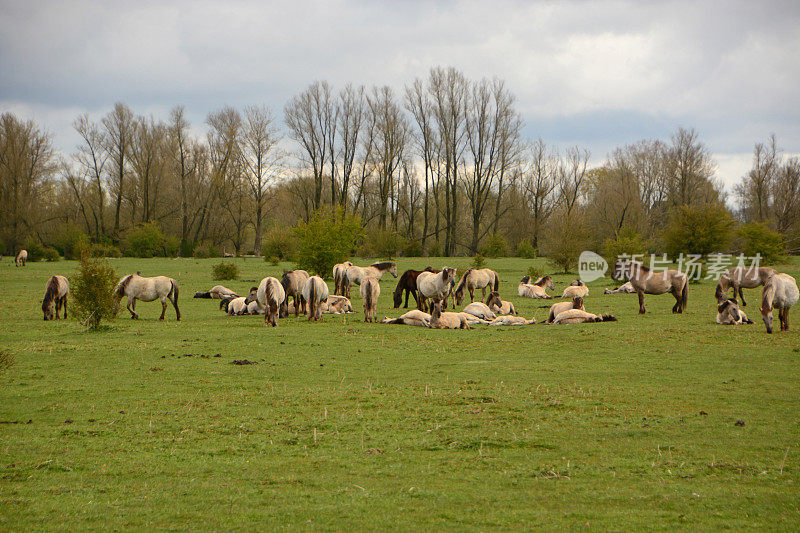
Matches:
[671,288,680,314]
[738,285,747,307]
[403,288,410,308]
[128,297,138,319]
[62,296,67,319]
[159,297,167,320]
[637,290,646,314]
[469,287,475,303]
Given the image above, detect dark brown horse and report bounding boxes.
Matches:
[393,267,436,308]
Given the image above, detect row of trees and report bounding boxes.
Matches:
[1,67,798,261]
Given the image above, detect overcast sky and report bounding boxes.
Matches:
[1,0,798,192]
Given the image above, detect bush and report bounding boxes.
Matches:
[481,233,508,258]
[294,207,364,278]
[53,223,90,259]
[262,225,297,261]
[527,265,544,281]
[42,247,60,262]
[664,204,734,258]
[212,262,239,281]
[90,243,122,258]
[163,236,180,258]
[71,256,119,329]
[359,229,405,259]
[403,239,423,258]
[601,228,648,263]
[734,222,784,264]
[543,215,590,273]
[24,240,47,262]
[426,240,441,257]
[472,254,486,269]
[515,241,537,259]
[193,243,219,259]
[122,222,166,258]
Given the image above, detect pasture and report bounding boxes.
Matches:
[1,257,799,530]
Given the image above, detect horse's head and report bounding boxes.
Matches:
[572,296,584,309]
[389,263,398,278]
[423,266,435,272]
[431,298,443,318]
[392,289,403,308]
[520,275,531,284]
[546,276,555,290]
[42,299,53,321]
[570,279,584,286]
[443,267,456,285]
[486,291,501,308]
[761,285,775,333]
[611,260,630,281]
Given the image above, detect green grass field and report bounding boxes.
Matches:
[1,256,799,530]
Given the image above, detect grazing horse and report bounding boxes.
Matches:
[381,310,431,327]
[343,262,398,298]
[562,279,588,299]
[518,275,554,299]
[716,299,753,325]
[611,260,688,315]
[488,315,536,326]
[429,300,470,329]
[361,277,380,323]
[485,291,516,316]
[333,261,353,295]
[547,297,585,323]
[416,267,457,312]
[15,250,27,267]
[280,270,310,317]
[302,275,329,322]
[393,267,435,308]
[760,273,799,333]
[462,302,496,321]
[552,309,617,324]
[114,274,181,320]
[715,266,777,306]
[257,277,286,327]
[454,268,500,305]
[42,275,69,320]
[604,282,635,294]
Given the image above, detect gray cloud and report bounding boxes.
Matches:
[1,0,798,190]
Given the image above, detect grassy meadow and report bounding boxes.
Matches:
[1,256,799,530]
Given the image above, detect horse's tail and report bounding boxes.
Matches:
[680,278,688,311]
[493,271,499,292]
[221,297,233,313]
[194,291,212,299]
[714,280,725,302]
[365,280,374,312]
[169,279,179,303]
[600,314,617,322]
[114,275,133,298]
[310,278,318,317]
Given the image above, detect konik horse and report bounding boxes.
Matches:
[114,274,181,320]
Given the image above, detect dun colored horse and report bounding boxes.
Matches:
[343,262,398,298]
[715,266,777,306]
[518,275,554,299]
[333,261,353,295]
[380,310,431,327]
[604,282,635,294]
[302,275,329,322]
[716,299,753,325]
[393,267,435,308]
[488,315,536,326]
[416,267,457,312]
[547,297,585,323]
[462,302,496,321]
[194,285,238,300]
[454,268,499,305]
[611,259,688,314]
[280,270,310,317]
[760,273,799,333]
[485,291,516,315]
[42,275,69,320]
[257,277,285,327]
[115,274,181,320]
[562,279,588,299]
[15,249,27,267]
[361,277,380,323]
[429,300,470,329]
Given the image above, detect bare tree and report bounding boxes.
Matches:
[167,106,199,254]
[521,139,557,251]
[557,146,590,217]
[102,102,135,241]
[774,156,800,236]
[130,116,166,223]
[335,84,366,211]
[73,114,109,237]
[735,135,779,223]
[666,127,718,206]
[367,86,408,229]
[405,78,436,248]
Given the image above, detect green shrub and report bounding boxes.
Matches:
[426,240,441,257]
[262,225,297,261]
[71,256,119,329]
[192,243,219,259]
[163,236,180,257]
[90,243,122,258]
[481,233,508,258]
[294,207,364,278]
[42,247,60,262]
[359,229,405,259]
[734,222,784,264]
[122,222,166,258]
[472,254,486,269]
[664,204,734,258]
[601,228,648,263]
[527,265,544,281]
[403,239,423,257]
[53,223,90,259]
[515,241,537,259]
[212,262,239,281]
[543,215,589,273]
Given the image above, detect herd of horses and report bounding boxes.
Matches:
[9,246,796,333]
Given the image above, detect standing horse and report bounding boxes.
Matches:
[518,275,554,299]
[115,274,181,320]
[333,261,353,295]
[302,275,329,322]
[760,273,799,333]
[361,277,380,323]
[611,260,688,315]
[257,277,286,327]
[485,291,516,316]
[416,267,457,312]
[15,250,27,267]
[343,262,398,298]
[715,266,777,306]
[42,275,69,320]
[454,268,499,305]
[393,267,435,309]
[280,270,310,317]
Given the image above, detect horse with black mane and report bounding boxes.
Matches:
[114,273,181,320]
[393,267,435,308]
[42,275,69,320]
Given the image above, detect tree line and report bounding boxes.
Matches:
[1,66,798,262]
